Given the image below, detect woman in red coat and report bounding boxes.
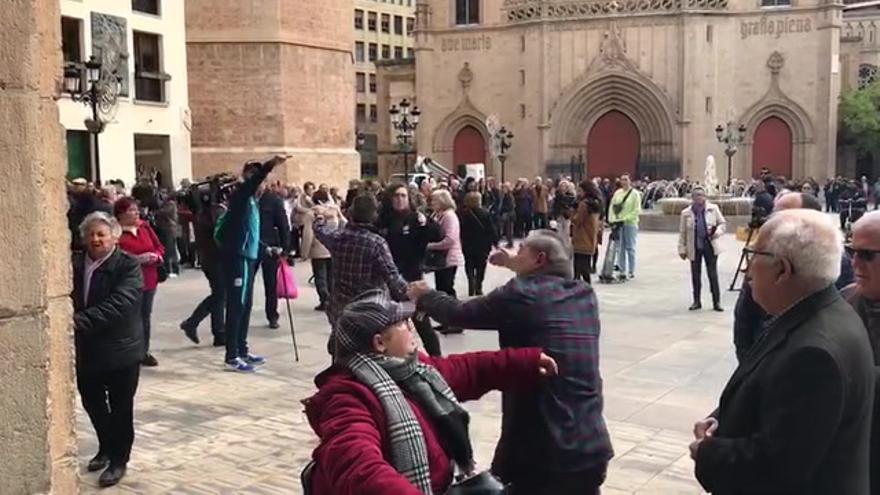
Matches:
[115,197,165,367]
[303,289,558,495]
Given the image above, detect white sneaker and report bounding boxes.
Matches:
[169,273,179,279]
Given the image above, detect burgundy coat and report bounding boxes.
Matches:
[304,348,544,495]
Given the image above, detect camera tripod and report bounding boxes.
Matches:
[728,224,756,292]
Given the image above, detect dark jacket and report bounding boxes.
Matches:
[752,191,774,218]
[378,210,442,282]
[514,188,534,216]
[459,207,497,258]
[418,276,613,480]
[72,249,145,372]
[194,204,225,270]
[304,348,544,495]
[259,190,291,250]
[219,163,275,260]
[697,286,874,494]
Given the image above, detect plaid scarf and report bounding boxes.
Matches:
[344,352,472,494]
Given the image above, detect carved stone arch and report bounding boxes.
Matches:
[432,100,490,154]
[548,70,678,170]
[740,99,815,179]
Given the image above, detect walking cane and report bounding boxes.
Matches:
[279,254,300,362]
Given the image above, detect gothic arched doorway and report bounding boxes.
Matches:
[452,126,486,168]
[587,111,640,179]
[752,117,792,179]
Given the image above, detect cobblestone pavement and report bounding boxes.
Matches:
[77,231,743,494]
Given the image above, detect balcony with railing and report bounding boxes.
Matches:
[502,0,729,23]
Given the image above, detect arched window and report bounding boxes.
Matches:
[455,0,480,25]
[859,63,878,89]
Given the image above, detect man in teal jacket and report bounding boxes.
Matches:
[219,155,287,372]
[608,174,642,280]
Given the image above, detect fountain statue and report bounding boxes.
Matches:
[704,155,719,196]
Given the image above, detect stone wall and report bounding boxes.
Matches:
[0,0,78,492]
[187,0,359,188]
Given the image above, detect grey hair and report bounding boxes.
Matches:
[762,209,841,290]
[522,229,574,279]
[79,211,122,240]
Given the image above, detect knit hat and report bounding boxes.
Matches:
[334,290,414,356]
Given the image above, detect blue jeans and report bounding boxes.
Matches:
[617,224,638,275]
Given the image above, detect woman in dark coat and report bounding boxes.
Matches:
[72,211,145,488]
[460,191,498,296]
[377,183,444,356]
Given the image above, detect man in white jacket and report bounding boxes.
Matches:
[678,187,726,311]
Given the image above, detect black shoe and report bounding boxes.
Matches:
[689,303,702,311]
[268,320,280,329]
[142,354,158,367]
[87,453,109,473]
[314,303,327,311]
[98,464,127,488]
[212,338,226,347]
[713,304,724,312]
[475,288,484,296]
[180,322,200,344]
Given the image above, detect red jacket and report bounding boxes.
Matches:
[118,220,165,291]
[303,348,543,495]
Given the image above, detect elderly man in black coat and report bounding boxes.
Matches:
[843,210,880,495]
[692,209,874,495]
[73,211,145,488]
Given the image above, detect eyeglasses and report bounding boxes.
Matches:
[845,245,880,262]
[741,247,790,274]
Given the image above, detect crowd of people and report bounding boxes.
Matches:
[67,162,880,494]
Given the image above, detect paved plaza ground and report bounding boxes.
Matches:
[77,231,745,494]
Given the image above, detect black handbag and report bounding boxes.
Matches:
[445,470,508,495]
[422,249,448,273]
[157,264,169,283]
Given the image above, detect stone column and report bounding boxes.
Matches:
[0,1,79,493]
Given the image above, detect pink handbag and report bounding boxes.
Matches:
[276,259,299,299]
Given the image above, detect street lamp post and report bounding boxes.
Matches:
[570,149,584,183]
[389,98,420,183]
[63,55,121,184]
[715,121,747,187]
[494,126,514,183]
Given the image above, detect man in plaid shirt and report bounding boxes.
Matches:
[408,229,613,495]
[313,194,409,335]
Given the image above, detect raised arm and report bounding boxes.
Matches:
[417,281,531,330]
[375,240,408,301]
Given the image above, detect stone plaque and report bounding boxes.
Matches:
[91,12,130,97]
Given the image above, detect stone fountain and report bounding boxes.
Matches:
[641,154,753,231]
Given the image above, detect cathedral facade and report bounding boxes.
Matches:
[401,0,844,181]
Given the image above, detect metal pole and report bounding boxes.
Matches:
[500,156,506,183]
[90,87,102,184]
[727,152,732,187]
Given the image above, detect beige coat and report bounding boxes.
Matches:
[678,202,726,261]
[300,206,346,260]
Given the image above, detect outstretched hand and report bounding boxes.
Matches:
[488,248,512,268]
[407,281,432,301]
[263,154,290,172]
[537,352,559,377]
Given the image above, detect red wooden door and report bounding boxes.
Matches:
[452,126,486,167]
[752,117,792,179]
[587,111,640,179]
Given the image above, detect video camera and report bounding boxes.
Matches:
[187,173,238,213]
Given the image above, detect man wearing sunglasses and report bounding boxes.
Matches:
[733,192,854,362]
[692,209,874,495]
[842,211,880,495]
